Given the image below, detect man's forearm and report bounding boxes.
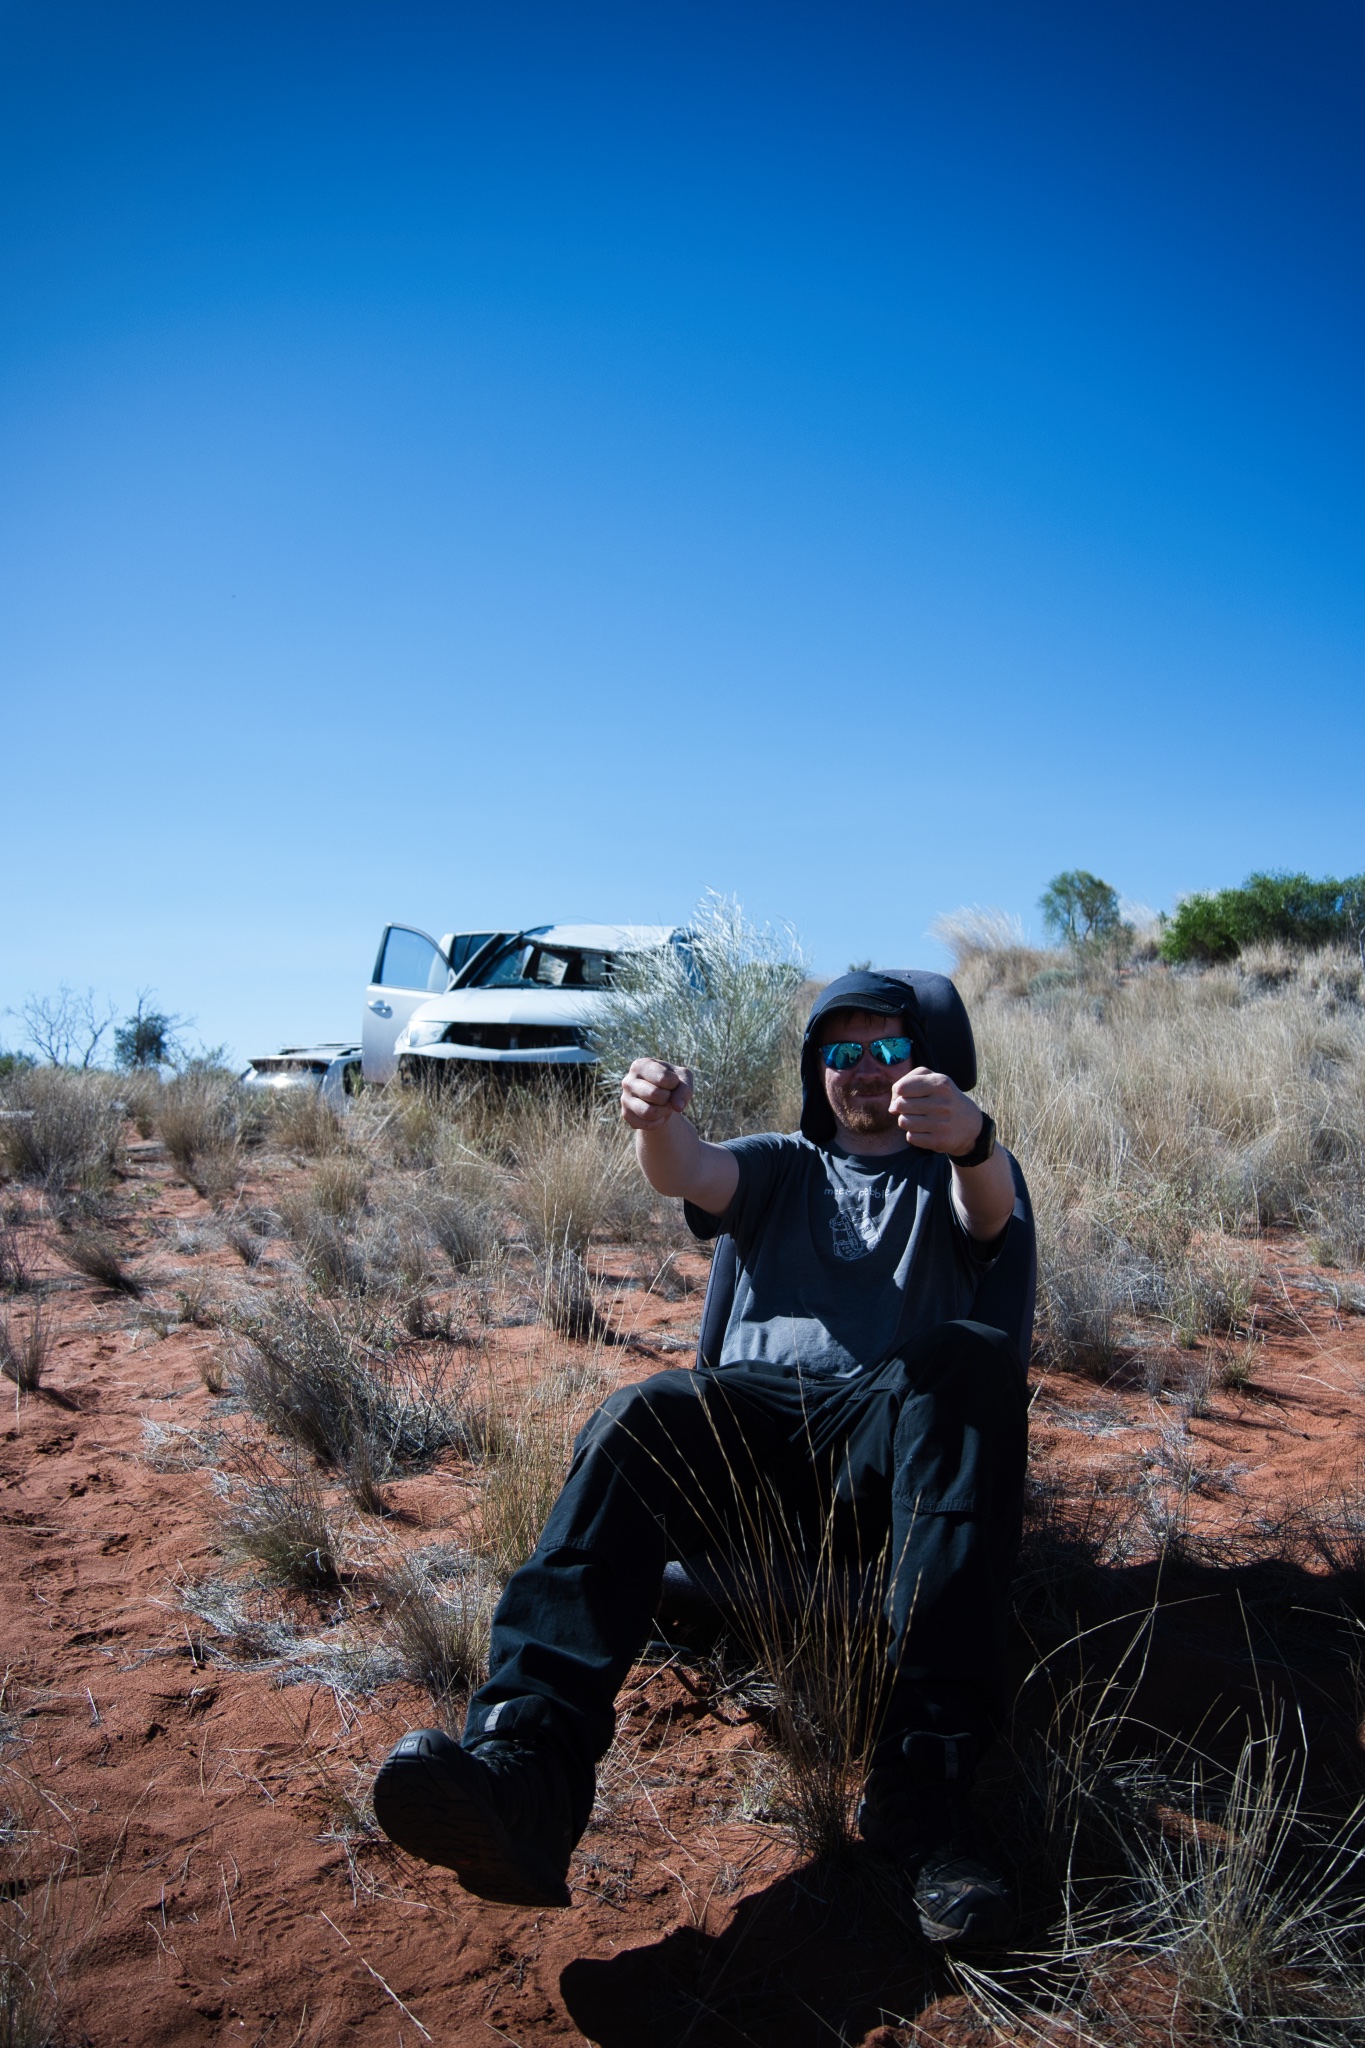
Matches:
[950,1143,1016,1241]
[634,1118,739,1213]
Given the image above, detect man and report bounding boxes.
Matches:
[374,970,1028,1947]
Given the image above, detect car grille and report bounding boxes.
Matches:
[440,1024,587,1051]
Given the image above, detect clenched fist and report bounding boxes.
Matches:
[890,1067,984,1156]
[620,1057,695,1131]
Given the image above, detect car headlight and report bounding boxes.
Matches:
[400,1020,449,1049]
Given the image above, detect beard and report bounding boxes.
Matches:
[828,1079,896,1136]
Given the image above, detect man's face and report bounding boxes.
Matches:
[819,1009,913,1138]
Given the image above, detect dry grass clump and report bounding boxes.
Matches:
[508,1096,656,1255]
[933,904,1058,1001]
[281,1202,373,1295]
[174,1268,220,1329]
[231,1288,473,1484]
[307,1153,370,1218]
[115,1066,162,1138]
[264,1086,343,1157]
[477,1377,581,1581]
[278,1154,499,1301]
[536,1240,614,1343]
[380,1551,492,1725]
[216,1448,341,1590]
[0,1212,34,1294]
[350,1076,510,1174]
[1167,1243,1258,1349]
[1281,1469,1365,1588]
[952,940,1365,1378]
[1037,1239,1144,1378]
[0,1304,53,1395]
[0,1067,124,1189]
[1307,1178,1365,1271]
[1013,1474,1144,1637]
[975,952,1365,1229]
[57,1227,143,1297]
[743,1540,890,1864]
[156,1068,254,1199]
[0,1756,125,2048]
[954,1701,1365,2048]
[423,1184,500,1272]
[224,1215,270,1266]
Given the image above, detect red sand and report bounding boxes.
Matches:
[2,1137,1362,2046]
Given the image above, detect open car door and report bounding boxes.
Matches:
[362,925,452,1083]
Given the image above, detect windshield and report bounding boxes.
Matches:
[476,942,617,990]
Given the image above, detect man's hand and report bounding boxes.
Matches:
[892,1067,1016,1241]
[621,1058,695,1130]
[620,1057,739,1214]
[890,1068,983,1155]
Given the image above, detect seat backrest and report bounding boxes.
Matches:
[693,1150,1037,1373]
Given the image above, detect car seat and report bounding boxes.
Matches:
[657,966,1037,1627]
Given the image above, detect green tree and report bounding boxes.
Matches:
[113,993,187,1070]
[1039,870,1124,949]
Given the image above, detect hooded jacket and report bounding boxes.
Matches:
[798,969,978,1147]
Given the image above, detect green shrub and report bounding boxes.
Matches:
[589,893,806,1139]
[1162,871,1365,965]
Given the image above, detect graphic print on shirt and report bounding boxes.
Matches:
[827,1179,890,1261]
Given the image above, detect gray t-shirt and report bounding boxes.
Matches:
[685,1133,998,1377]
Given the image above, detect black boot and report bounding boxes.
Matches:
[373,1728,576,1908]
[857,1731,1015,1948]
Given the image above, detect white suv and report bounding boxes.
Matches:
[362,925,503,1083]
[377,922,685,1085]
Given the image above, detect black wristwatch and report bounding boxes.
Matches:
[951,1110,996,1169]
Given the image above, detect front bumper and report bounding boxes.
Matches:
[397,1043,597,1073]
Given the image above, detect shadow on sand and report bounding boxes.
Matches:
[561,1551,1365,2048]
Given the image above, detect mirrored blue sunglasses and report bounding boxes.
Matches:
[820,1035,914,1071]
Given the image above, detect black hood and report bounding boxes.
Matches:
[799,969,978,1145]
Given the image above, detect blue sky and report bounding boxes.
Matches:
[3,1,1362,1061]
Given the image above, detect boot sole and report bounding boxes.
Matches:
[372,1743,572,1909]
[916,1895,1017,1948]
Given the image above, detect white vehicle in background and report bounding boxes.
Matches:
[378,923,687,1086]
[363,926,503,1083]
[241,1043,363,1103]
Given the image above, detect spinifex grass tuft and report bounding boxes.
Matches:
[0,1066,124,1189]
[510,1096,655,1256]
[266,1087,343,1158]
[0,1746,128,2048]
[380,1552,491,1726]
[731,1512,892,1864]
[477,1374,580,1582]
[231,1286,473,1478]
[225,1218,268,1266]
[217,1447,341,1590]
[58,1227,143,1297]
[0,1304,53,1395]
[0,1214,34,1295]
[537,1239,613,1343]
[948,1691,1365,2048]
[156,1069,254,1201]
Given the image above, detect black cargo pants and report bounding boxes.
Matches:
[464,1320,1027,1832]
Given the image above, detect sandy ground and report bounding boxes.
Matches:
[2,1132,1363,2047]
